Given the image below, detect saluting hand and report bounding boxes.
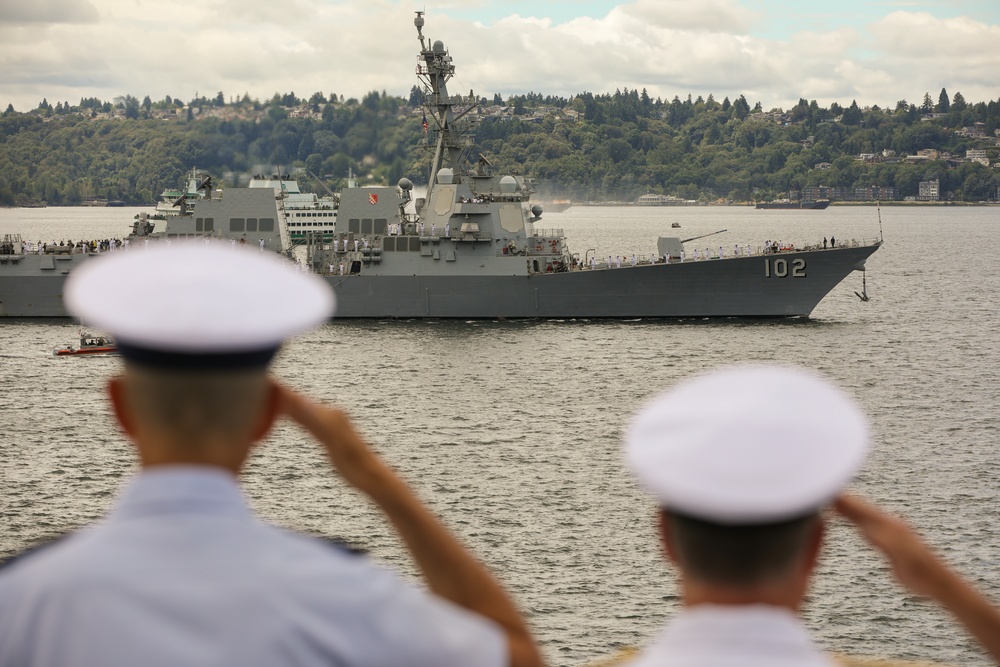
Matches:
[835,494,1000,662]
[274,383,386,494]
[834,494,951,599]
[274,381,545,667]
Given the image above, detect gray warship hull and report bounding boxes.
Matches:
[0,243,877,319]
[325,243,879,318]
[0,253,90,317]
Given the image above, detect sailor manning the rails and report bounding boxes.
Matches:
[0,242,542,667]
[620,366,1000,666]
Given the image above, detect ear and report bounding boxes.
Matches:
[249,380,281,443]
[657,510,681,566]
[107,376,137,439]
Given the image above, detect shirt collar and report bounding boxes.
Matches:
[109,466,253,521]
[656,604,824,655]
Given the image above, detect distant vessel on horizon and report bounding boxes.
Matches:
[756,199,831,210]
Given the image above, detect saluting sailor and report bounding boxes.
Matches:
[0,241,541,667]
[621,366,870,667]
[623,366,1000,665]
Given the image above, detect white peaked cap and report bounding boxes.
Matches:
[625,365,869,524]
[65,241,335,355]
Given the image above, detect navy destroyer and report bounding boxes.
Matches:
[299,12,879,318]
[0,12,879,318]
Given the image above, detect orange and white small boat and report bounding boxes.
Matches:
[53,333,117,356]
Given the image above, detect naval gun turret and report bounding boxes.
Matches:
[132,211,155,237]
[657,228,727,260]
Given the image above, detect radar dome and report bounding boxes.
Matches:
[397,177,413,191]
[437,168,455,185]
[531,205,543,217]
[433,40,445,53]
[499,175,517,194]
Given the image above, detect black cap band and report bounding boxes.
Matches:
[117,343,279,370]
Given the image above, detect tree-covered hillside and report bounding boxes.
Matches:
[1,87,999,207]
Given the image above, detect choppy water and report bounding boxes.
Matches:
[1,204,999,666]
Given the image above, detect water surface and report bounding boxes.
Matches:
[0,204,997,665]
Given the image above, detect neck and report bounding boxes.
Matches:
[680,574,808,612]
[135,434,250,475]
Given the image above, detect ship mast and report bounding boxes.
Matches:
[414,11,477,185]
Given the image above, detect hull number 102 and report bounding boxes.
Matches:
[764,258,806,278]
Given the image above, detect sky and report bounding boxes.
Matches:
[1,0,999,114]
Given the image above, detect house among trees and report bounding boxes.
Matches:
[918,179,941,201]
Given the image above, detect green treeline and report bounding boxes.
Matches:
[2,87,999,207]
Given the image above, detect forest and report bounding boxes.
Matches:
[1,86,999,207]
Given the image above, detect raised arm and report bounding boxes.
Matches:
[835,494,1000,663]
[276,383,544,667]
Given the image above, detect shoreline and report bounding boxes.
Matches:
[4,199,999,210]
[575,200,1000,208]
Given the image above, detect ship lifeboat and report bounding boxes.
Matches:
[53,334,117,356]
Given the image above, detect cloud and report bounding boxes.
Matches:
[1,2,999,114]
[618,0,757,33]
[863,11,1000,101]
[0,0,99,24]
[872,10,1000,60]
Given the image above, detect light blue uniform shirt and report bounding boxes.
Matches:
[624,605,837,667]
[0,467,506,667]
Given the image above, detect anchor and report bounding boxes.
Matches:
[855,203,882,303]
[855,269,870,302]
